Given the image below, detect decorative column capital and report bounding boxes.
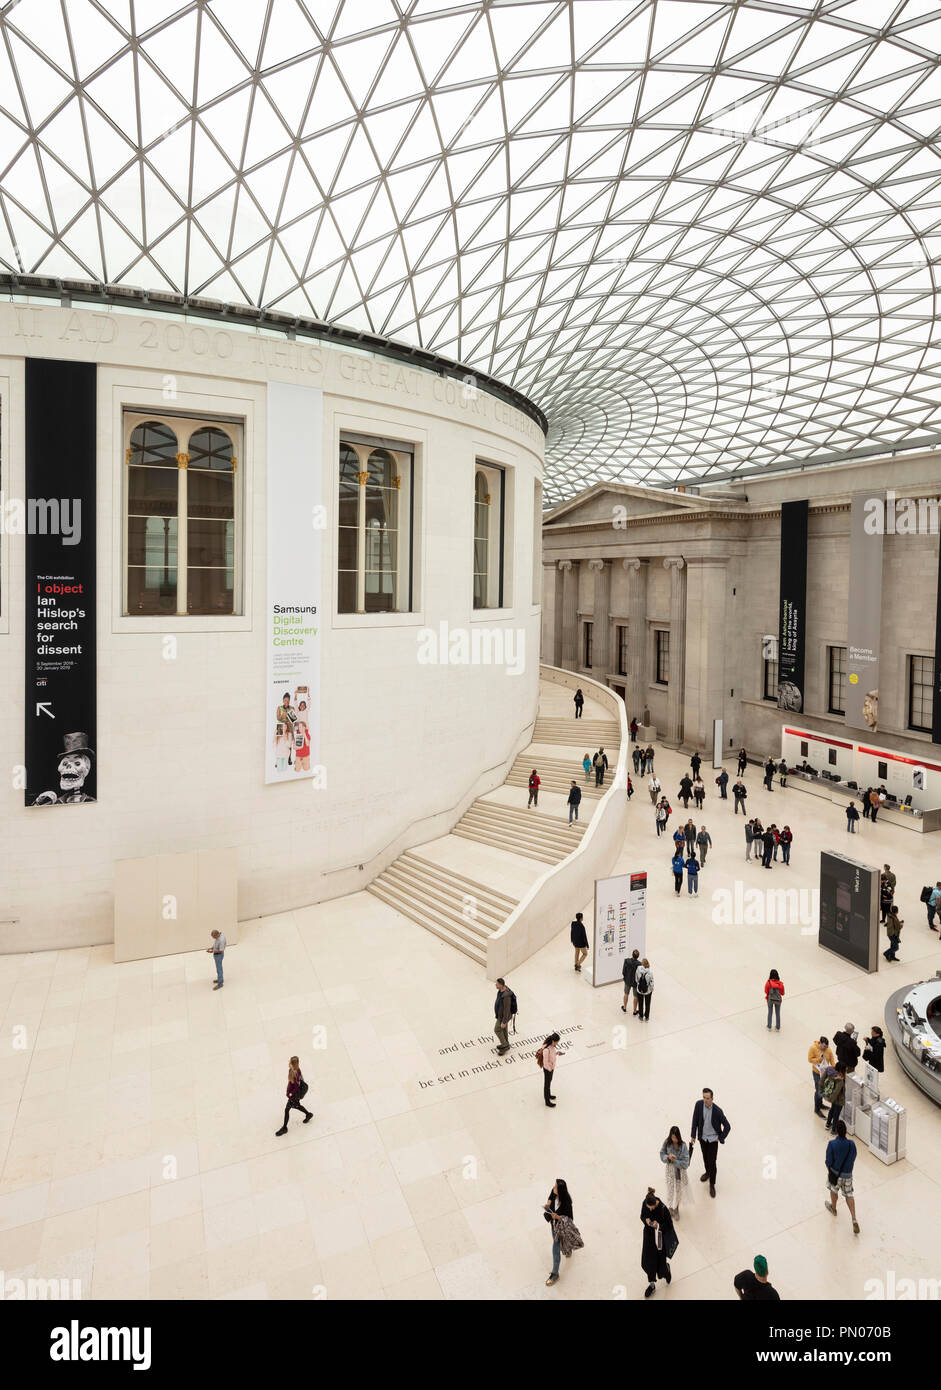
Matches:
[587,558,606,573]
[175,452,190,470]
[663,556,685,571]
[623,557,646,573]
[558,559,573,572]
[355,471,369,486]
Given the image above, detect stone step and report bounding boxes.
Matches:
[450,824,565,866]
[378,862,508,929]
[366,880,488,964]
[398,853,518,914]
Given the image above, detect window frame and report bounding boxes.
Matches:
[616,624,628,677]
[762,654,779,702]
[908,653,933,733]
[336,429,416,618]
[827,644,847,715]
[472,458,506,611]
[583,619,593,669]
[122,407,244,622]
[655,628,670,686]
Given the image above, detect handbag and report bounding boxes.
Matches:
[298,1080,309,1100]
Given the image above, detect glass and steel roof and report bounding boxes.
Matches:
[1,0,941,500]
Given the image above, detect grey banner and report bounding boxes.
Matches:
[846,491,884,732]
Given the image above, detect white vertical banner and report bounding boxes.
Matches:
[712,717,723,768]
[593,872,646,986]
[266,382,322,784]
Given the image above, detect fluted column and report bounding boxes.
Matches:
[559,559,578,671]
[623,557,648,721]
[663,557,687,747]
[587,559,611,677]
[543,561,563,665]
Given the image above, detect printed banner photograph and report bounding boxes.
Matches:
[776,499,808,714]
[846,491,884,733]
[266,381,322,784]
[24,359,97,808]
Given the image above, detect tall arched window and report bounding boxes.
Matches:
[473,470,489,609]
[125,413,240,616]
[126,421,179,614]
[337,434,412,614]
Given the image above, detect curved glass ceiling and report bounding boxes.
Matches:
[2,0,941,500]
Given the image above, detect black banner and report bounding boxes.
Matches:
[818,851,879,973]
[934,531,941,742]
[25,358,97,807]
[777,498,808,714]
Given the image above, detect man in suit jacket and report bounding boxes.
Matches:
[690,1088,731,1197]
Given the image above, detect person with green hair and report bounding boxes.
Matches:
[733,1255,780,1300]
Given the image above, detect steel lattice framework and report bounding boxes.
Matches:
[2,0,941,500]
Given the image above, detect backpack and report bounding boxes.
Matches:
[768,985,782,1004]
[536,1047,544,1069]
[820,1073,837,1099]
[636,968,650,994]
[509,990,518,1032]
[920,885,933,903]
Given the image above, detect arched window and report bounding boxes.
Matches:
[186,427,235,614]
[124,414,240,616]
[473,470,489,609]
[337,436,412,614]
[126,421,179,614]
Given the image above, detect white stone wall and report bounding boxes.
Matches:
[0,302,544,952]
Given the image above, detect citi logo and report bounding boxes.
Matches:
[50,1320,152,1371]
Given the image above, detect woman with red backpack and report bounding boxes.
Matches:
[764,970,784,1031]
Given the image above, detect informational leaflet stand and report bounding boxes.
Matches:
[593,872,646,986]
[869,1099,906,1164]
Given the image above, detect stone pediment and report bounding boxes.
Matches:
[543,482,710,528]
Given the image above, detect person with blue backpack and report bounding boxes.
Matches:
[494,978,516,1055]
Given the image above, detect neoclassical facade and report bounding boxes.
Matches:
[541,453,941,772]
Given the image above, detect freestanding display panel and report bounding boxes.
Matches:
[593,872,646,986]
[818,851,880,972]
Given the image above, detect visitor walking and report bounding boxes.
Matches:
[734,1255,780,1301]
[763,757,775,791]
[733,779,747,814]
[622,948,641,1014]
[528,769,540,807]
[693,777,705,810]
[764,969,784,1030]
[671,849,685,894]
[544,1179,576,1285]
[685,852,700,895]
[630,717,638,742]
[648,773,662,804]
[494,978,514,1055]
[689,1087,731,1197]
[824,1120,860,1234]
[567,780,581,823]
[861,785,873,819]
[882,905,903,961]
[640,1188,678,1297]
[778,759,788,787]
[656,801,670,838]
[573,688,584,719]
[644,745,655,774]
[635,958,653,1020]
[738,747,748,775]
[870,787,883,823]
[678,774,693,809]
[570,913,588,972]
[809,1035,835,1116]
[275,1055,313,1135]
[696,825,712,866]
[659,1126,690,1218]
[626,774,633,800]
[206,929,226,990]
[672,825,686,854]
[593,747,608,787]
[926,881,941,931]
[632,745,642,774]
[538,1032,560,1107]
[761,825,775,868]
[583,752,592,783]
[684,818,696,853]
[845,800,859,833]
[745,819,755,861]
[716,767,729,799]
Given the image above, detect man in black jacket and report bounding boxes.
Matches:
[690,752,702,778]
[567,780,582,824]
[732,780,747,814]
[833,1024,860,1073]
[690,1087,732,1197]
[622,948,640,1015]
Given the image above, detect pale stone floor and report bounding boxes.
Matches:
[1,735,940,1302]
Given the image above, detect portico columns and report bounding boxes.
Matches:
[559,559,578,670]
[663,557,687,747]
[623,558,648,720]
[587,559,611,677]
